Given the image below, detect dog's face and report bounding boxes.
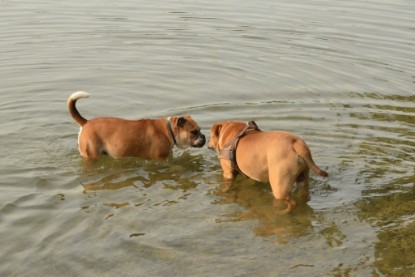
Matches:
[171,115,206,149]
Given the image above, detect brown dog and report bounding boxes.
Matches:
[208,121,328,213]
[68,91,205,159]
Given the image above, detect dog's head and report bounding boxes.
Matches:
[208,121,256,152]
[170,115,206,149]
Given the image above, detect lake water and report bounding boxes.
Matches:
[1,0,414,276]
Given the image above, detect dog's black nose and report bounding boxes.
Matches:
[200,134,206,144]
[193,133,206,148]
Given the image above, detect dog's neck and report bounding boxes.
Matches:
[167,117,177,145]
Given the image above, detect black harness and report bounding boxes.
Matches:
[218,121,261,176]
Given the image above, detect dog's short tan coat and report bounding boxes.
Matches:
[208,121,328,213]
[68,91,205,159]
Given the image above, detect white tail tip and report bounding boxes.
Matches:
[69,91,90,101]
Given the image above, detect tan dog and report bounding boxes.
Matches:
[68,91,205,159]
[208,121,328,213]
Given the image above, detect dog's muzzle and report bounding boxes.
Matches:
[192,133,206,148]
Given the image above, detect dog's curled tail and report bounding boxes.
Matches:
[68,91,90,127]
[293,139,328,177]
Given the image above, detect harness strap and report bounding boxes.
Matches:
[219,122,260,176]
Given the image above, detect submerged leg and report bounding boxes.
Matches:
[296,169,310,201]
[220,159,238,192]
[269,164,298,214]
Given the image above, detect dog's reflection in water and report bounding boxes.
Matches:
[81,152,204,192]
[213,177,316,242]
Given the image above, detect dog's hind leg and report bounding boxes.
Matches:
[269,166,297,214]
[78,136,101,159]
[296,168,310,201]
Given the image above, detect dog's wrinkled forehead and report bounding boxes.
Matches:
[175,115,200,130]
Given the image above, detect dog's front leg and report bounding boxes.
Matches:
[221,177,234,192]
[220,159,237,192]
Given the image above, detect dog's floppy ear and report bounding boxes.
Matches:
[211,123,222,137]
[177,116,186,127]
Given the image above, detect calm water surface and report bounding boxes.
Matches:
[1,0,414,276]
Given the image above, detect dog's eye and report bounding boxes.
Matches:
[191,129,200,136]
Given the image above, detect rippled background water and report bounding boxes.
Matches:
[1,0,414,276]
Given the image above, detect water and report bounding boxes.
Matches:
[1,0,414,276]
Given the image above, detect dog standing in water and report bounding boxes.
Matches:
[68,91,205,159]
[208,120,328,213]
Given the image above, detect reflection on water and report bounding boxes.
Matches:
[212,176,343,244]
[81,152,205,188]
[357,177,415,276]
[348,93,415,276]
[81,152,206,213]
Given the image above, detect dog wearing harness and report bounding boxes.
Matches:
[208,120,328,214]
[218,121,261,176]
